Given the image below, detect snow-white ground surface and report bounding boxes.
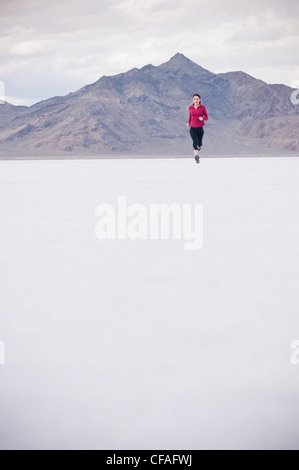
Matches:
[0,156,299,450]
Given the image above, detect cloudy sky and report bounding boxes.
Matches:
[0,0,299,106]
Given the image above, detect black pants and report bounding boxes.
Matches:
[190,127,204,150]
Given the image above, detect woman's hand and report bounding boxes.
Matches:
[186,123,190,127]
[199,117,203,121]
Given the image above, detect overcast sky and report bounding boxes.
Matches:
[0,0,299,106]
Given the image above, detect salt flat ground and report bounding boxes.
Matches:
[0,156,299,450]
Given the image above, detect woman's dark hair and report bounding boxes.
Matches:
[193,94,201,100]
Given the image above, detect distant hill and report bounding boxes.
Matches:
[0,53,298,156]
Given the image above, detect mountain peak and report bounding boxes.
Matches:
[167,53,193,65]
[160,53,214,79]
[170,52,190,60]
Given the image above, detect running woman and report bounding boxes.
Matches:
[187,94,208,163]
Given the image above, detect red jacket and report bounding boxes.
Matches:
[188,104,208,128]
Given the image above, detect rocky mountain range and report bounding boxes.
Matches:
[0,53,298,157]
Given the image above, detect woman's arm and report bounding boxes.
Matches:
[187,108,192,127]
[202,106,208,121]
